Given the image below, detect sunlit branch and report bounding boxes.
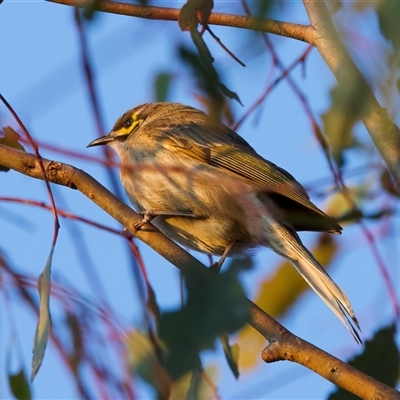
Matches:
[47,0,317,45]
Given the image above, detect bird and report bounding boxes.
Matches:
[87,102,361,343]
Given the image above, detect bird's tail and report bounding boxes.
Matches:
[265,221,362,343]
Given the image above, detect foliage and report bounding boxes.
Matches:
[1,1,400,399]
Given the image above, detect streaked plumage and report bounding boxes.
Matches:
[87,102,361,342]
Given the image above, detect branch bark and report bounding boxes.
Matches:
[47,0,317,45]
[1,144,399,399]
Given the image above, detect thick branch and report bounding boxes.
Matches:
[252,303,400,399]
[303,1,400,189]
[47,0,317,45]
[1,145,399,399]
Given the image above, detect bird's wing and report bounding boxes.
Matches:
[155,122,341,233]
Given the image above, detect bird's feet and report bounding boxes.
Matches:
[134,209,198,230]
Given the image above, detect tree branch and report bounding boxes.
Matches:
[1,144,399,399]
[46,0,317,45]
[252,303,400,399]
[303,0,400,189]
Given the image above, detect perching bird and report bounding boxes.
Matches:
[87,102,361,343]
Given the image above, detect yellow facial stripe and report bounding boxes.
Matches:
[115,112,143,137]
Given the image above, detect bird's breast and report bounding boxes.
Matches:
[120,158,260,255]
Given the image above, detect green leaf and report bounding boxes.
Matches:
[220,334,240,379]
[328,324,400,399]
[31,245,54,382]
[158,262,249,379]
[254,0,273,19]
[179,46,223,112]
[82,0,101,20]
[322,78,368,166]
[179,1,198,31]
[154,73,172,103]
[179,46,242,110]
[190,28,214,66]
[146,281,162,325]
[8,369,31,400]
[7,329,31,399]
[178,0,213,31]
[189,30,242,104]
[377,1,400,50]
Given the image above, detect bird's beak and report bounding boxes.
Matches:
[87,134,114,148]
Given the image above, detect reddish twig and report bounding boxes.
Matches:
[1,255,136,398]
[233,45,312,131]
[204,25,245,67]
[73,10,123,199]
[0,94,60,243]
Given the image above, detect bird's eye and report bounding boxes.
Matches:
[124,117,133,129]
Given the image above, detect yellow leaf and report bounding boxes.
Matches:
[170,366,218,400]
[325,185,368,224]
[126,331,171,398]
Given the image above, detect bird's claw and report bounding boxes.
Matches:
[134,209,197,231]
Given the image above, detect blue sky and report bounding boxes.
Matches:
[1,1,399,399]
